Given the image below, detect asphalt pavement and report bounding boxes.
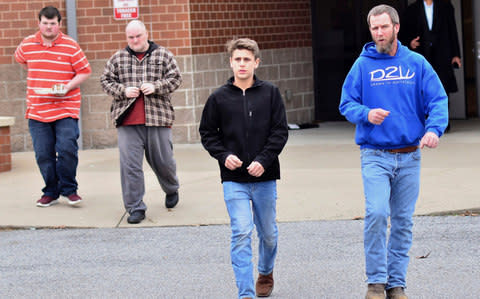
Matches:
[1,216,479,298]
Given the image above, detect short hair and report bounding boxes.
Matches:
[367,4,399,26]
[126,20,147,33]
[226,38,260,59]
[39,6,61,22]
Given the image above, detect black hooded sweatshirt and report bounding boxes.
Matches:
[199,76,288,183]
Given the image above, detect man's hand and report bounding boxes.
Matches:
[368,108,390,125]
[52,84,68,96]
[410,36,420,49]
[420,131,439,149]
[140,83,155,95]
[125,87,140,98]
[225,154,243,171]
[247,161,264,177]
[452,56,462,68]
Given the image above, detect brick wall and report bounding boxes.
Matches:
[190,0,312,54]
[0,64,30,151]
[1,0,311,62]
[188,47,314,143]
[0,126,12,172]
[0,0,313,151]
[76,0,191,59]
[173,0,313,143]
[0,0,191,64]
[0,1,62,64]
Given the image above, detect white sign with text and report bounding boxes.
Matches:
[113,0,139,20]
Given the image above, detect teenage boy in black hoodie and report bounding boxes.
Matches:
[199,38,288,299]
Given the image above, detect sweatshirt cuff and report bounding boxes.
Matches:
[426,127,442,138]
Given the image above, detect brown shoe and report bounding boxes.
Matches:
[386,287,408,299]
[256,272,274,297]
[366,283,386,299]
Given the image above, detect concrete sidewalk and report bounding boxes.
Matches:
[1,120,479,229]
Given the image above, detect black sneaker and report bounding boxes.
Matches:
[165,191,179,209]
[127,210,145,224]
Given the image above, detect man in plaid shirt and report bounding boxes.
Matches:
[101,20,182,224]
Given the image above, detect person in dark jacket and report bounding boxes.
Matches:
[399,0,461,132]
[199,38,288,299]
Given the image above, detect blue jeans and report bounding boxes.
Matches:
[361,148,421,290]
[223,180,278,299]
[29,118,79,198]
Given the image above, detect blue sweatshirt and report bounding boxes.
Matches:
[339,41,448,149]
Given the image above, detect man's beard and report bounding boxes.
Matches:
[375,34,395,54]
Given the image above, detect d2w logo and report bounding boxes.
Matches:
[370,66,415,82]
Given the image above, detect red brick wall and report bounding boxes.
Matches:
[76,0,191,59]
[0,0,191,64]
[189,0,312,54]
[0,0,311,64]
[0,126,12,172]
[0,1,65,64]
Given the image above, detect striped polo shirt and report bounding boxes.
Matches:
[15,31,91,122]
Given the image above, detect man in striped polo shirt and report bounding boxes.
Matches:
[15,6,91,207]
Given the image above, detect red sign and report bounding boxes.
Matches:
[113,0,139,20]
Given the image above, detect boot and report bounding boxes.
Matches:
[386,287,408,299]
[366,283,386,299]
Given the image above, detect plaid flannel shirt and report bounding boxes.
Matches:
[100,41,182,127]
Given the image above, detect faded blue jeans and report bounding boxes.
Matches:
[28,118,79,198]
[223,180,278,299]
[361,148,421,290]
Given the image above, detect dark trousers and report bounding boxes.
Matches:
[28,118,79,198]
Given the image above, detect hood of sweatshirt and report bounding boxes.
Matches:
[360,40,404,60]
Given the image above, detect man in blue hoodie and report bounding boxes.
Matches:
[339,5,448,299]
